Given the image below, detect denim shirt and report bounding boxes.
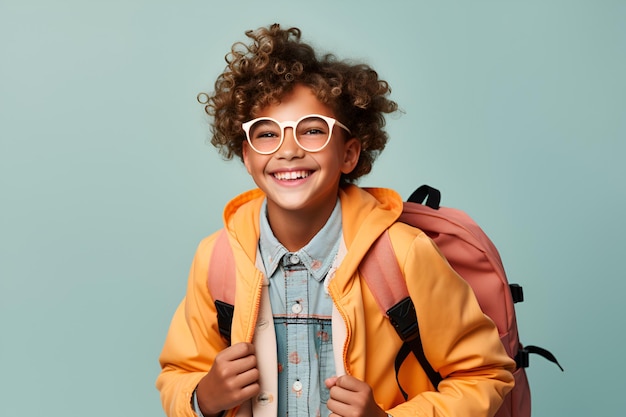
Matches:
[258,199,341,417]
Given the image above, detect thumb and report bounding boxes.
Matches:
[324,376,338,389]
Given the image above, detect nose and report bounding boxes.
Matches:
[276,127,304,158]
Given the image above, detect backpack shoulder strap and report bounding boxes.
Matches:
[360,230,408,311]
[207,228,236,344]
[360,230,443,395]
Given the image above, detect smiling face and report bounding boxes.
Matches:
[242,84,361,230]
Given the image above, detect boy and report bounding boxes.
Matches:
[157,24,515,417]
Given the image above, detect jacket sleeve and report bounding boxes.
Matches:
[156,234,227,417]
[388,225,516,417]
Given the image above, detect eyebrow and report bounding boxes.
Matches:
[251,120,279,129]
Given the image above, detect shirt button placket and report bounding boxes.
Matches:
[284,251,309,416]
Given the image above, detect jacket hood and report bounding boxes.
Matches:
[221,185,404,278]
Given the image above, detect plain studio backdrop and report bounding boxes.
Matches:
[1,1,624,416]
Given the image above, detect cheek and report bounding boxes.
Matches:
[242,142,253,174]
[242,147,271,176]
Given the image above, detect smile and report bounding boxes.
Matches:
[273,170,312,181]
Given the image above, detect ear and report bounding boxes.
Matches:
[340,137,361,174]
[242,142,253,175]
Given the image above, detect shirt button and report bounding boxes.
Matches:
[289,254,300,264]
[291,303,303,314]
[293,380,303,392]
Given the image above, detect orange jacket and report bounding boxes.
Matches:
[156,185,515,417]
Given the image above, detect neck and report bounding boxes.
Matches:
[267,201,337,252]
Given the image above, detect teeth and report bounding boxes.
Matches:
[273,170,310,180]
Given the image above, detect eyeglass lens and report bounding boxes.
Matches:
[247,116,332,153]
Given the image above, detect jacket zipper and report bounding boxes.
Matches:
[329,287,351,376]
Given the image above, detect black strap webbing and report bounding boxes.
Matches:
[394,344,413,400]
[516,345,564,371]
[407,185,441,209]
[387,297,443,399]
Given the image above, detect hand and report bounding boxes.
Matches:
[325,375,388,417]
[196,342,260,417]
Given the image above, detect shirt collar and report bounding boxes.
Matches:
[258,199,342,282]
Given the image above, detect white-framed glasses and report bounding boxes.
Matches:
[241,114,351,155]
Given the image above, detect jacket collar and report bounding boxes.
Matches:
[222,185,404,279]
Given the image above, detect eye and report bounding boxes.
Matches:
[250,121,281,140]
[297,117,329,136]
[302,127,325,135]
[255,131,279,139]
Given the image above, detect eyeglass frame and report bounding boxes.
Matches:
[241,113,352,155]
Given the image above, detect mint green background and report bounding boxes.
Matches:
[1,1,624,416]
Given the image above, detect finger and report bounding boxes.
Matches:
[234,378,261,400]
[329,376,369,404]
[216,344,257,373]
[231,351,258,374]
[326,397,352,416]
[334,375,361,391]
[329,386,351,406]
[224,342,256,359]
[233,366,260,389]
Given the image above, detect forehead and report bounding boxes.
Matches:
[254,84,337,121]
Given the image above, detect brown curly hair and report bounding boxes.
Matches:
[199,23,398,183]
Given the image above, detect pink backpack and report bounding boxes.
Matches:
[207,185,562,417]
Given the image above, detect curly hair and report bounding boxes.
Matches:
[199,23,398,183]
